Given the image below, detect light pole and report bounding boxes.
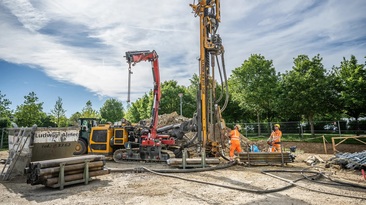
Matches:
[178,93,183,116]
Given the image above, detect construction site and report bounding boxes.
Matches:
[1,112,366,205]
[1,1,366,205]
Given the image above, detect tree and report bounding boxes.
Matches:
[100,98,125,123]
[138,93,152,120]
[0,91,12,119]
[159,80,186,115]
[69,112,82,126]
[229,54,279,135]
[183,74,201,118]
[39,114,57,127]
[81,100,99,118]
[14,92,45,127]
[332,55,366,134]
[280,54,331,135]
[51,97,66,127]
[125,103,140,123]
[125,93,151,123]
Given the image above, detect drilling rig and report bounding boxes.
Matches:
[190,0,229,157]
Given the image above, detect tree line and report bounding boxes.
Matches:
[1,54,365,135]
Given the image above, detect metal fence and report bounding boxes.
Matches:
[226,120,366,138]
[0,128,8,149]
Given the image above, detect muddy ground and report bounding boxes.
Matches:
[1,147,366,205]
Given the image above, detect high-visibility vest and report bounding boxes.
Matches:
[230,129,240,141]
[271,130,282,142]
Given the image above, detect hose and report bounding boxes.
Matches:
[219,53,229,112]
[300,167,366,188]
[110,163,308,194]
[140,166,295,194]
[262,169,366,200]
[110,160,236,174]
[111,165,366,199]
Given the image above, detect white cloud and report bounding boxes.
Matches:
[2,0,49,32]
[0,0,365,104]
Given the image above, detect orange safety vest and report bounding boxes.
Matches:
[270,130,282,143]
[229,129,240,141]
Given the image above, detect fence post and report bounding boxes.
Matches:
[322,135,327,154]
[337,121,341,136]
[245,123,247,137]
[0,128,4,149]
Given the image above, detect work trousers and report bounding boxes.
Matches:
[230,140,242,157]
[271,143,281,152]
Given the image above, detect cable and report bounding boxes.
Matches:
[110,164,366,199]
[141,166,295,194]
[300,167,366,188]
[262,169,366,200]
[110,161,236,174]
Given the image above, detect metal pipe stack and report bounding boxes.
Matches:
[327,151,366,170]
[25,155,110,188]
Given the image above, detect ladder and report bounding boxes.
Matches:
[1,126,36,180]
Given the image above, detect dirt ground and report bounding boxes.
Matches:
[0,149,365,205]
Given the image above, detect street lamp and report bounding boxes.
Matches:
[178,93,183,116]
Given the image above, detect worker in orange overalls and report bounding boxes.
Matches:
[228,124,243,161]
[268,124,282,152]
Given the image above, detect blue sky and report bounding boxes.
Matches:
[1,0,365,117]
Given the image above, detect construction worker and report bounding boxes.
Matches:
[267,124,282,152]
[228,124,243,161]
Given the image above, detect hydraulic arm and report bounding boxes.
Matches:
[125,50,161,139]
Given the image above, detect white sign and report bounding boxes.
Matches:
[33,129,79,143]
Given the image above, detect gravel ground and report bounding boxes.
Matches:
[0,151,365,205]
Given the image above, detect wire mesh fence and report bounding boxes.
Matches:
[227,120,366,139]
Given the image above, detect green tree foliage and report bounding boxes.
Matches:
[221,95,249,123]
[69,112,82,126]
[183,74,200,118]
[332,55,366,132]
[39,114,57,127]
[125,103,140,123]
[81,100,99,118]
[138,93,152,120]
[125,93,152,123]
[0,91,12,119]
[159,80,186,115]
[51,97,66,127]
[279,54,331,135]
[14,92,45,127]
[100,98,125,123]
[229,54,279,135]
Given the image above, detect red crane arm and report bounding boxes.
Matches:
[125,50,160,138]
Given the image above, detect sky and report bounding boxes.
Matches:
[0,0,365,118]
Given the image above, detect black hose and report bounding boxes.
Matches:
[219,53,229,112]
[110,165,366,199]
[110,160,236,174]
[141,166,295,194]
[262,169,366,200]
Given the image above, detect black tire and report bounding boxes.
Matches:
[73,139,87,155]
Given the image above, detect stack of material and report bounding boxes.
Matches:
[26,155,109,188]
[239,152,295,165]
[327,151,366,170]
